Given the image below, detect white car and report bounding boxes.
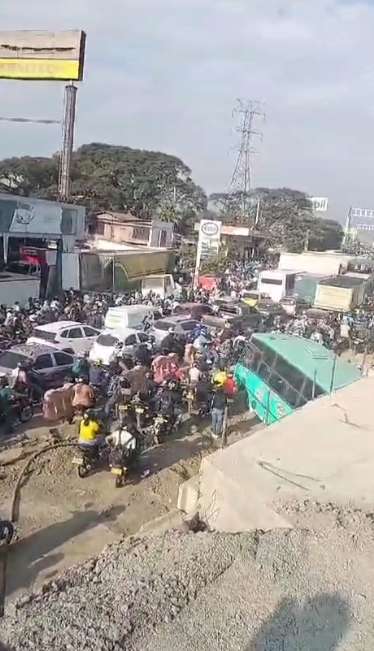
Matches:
[89,328,152,366]
[27,321,100,355]
[149,316,199,346]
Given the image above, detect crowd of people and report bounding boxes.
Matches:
[1,260,374,477]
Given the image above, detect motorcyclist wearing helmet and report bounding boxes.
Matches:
[72,352,90,382]
[78,410,103,450]
[161,328,178,355]
[72,377,95,412]
[89,359,108,389]
[106,417,139,465]
[104,374,131,417]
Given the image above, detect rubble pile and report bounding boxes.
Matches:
[1,504,374,650]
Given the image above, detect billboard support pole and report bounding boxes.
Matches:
[58,83,77,202]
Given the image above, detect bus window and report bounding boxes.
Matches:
[254,339,276,368]
[268,372,286,395]
[285,386,300,408]
[303,378,314,400]
[303,378,325,401]
[273,357,304,392]
[258,362,271,382]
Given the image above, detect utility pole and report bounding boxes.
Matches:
[58,83,78,202]
[230,98,265,219]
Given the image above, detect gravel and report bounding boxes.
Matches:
[1,502,374,651]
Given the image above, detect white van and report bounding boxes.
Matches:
[104,305,158,332]
[141,274,176,299]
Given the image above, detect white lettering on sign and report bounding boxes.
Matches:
[311,197,329,212]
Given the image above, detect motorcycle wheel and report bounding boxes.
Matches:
[78,464,89,479]
[115,475,122,488]
[20,405,33,423]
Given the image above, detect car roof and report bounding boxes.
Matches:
[107,305,153,314]
[98,328,139,339]
[155,316,196,326]
[33,321,81,332]
[5,343,64,358]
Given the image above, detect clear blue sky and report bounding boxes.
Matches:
[1,0,374,223]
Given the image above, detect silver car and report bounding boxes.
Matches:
[0,343,75,391]
[149,316,199,346]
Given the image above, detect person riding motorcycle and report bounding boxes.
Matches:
[72,353,90,382]
[161,328,180,355]
[0,375,22,434]
[89,360,108,390]
[78,410,103,452]
[106,418,139,469]
[72,378,96,413]
[104,375,132,417]
[13,362,32,396]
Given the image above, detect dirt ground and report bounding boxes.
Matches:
[0,403,258,602]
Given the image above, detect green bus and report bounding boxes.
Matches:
[235,333,361,425]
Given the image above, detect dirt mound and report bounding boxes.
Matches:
[1,505,374,650]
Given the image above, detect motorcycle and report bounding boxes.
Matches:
[132,395,152,432]
[12,394,34,424]
[109,444,137,488]
[72,444,106,479]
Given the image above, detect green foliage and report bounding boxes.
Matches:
[209,188,343,253]
[0,143,207,223]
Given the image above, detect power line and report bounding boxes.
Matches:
[0,116,60,124]
[230,98,265,217]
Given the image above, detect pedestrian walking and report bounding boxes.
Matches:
[211,383,227,440]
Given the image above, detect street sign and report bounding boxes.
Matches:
[194,219,222,287]
[311,197,329,212]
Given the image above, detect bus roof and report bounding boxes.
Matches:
[252,333,361,392]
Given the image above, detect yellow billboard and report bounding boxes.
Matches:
[0,30,86,81]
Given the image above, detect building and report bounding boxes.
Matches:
[194,222,270,258]
[278,251,357,276]
[0,192,86,298]
[344,208,374,246]
[92,212,174,249]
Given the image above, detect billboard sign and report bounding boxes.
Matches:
[194,219,222,286]
[197,219,222,260]
[311,197,329,212]
[0,30,86,81]
[351,208,374,220]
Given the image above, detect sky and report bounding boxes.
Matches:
[1,0,374,222]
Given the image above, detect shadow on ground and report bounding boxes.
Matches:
[247,593,351,651]
[6,504,124,596]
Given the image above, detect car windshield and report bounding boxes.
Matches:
[0,351,28,369]
[97,333,119,347]
[31,328,56,342]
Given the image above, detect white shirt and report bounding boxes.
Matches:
[189,366,201,383]
[106,429,136,450]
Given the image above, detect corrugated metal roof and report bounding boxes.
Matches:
[253,333,361,392]
[319,275,365,288]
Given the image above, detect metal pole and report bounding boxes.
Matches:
[265,389,271,425]
[58,83,78,202]
[329,354,337,394]
[312,368,317,399]
[112,256,115,293]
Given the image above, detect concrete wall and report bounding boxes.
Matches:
[183,377,374,533]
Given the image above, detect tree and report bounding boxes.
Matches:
[0,143,207,224]
[209,188,343,253]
